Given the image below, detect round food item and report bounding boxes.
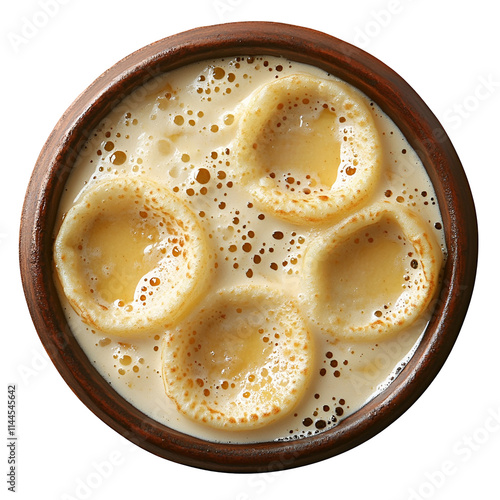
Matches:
[302,201,443,341]
[161,285,314,430]
[53,176,213,337]
[233,73,382,223]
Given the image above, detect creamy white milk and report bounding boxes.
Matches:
[55,56,446,443]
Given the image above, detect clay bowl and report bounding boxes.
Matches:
[20,22,477,472]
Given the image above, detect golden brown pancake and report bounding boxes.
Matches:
[54,176,213,337]
[302,201,443,341]
[161,284,313,430]
[233,73,382,223]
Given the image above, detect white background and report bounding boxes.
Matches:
[2,1,499,499]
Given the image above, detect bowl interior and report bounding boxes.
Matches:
[19,22,478,472]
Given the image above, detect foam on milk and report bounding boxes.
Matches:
[55,56,446,443]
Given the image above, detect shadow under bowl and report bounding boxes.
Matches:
[19,22,478,473]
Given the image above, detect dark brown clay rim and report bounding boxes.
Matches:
[19,22,478,472]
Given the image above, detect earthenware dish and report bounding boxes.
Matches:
[19,22,478,472]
